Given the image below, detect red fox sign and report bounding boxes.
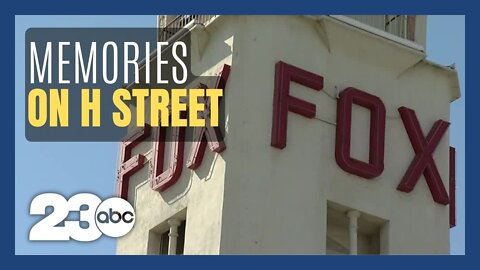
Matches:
[116,61,456,227]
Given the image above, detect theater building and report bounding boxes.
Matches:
[116,15,459,255]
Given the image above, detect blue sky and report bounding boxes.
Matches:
[14,15,465,255]
[426,15,465,255]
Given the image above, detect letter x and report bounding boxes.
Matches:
[397,106,450,205]
[187,64,230,170]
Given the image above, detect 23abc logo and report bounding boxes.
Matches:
[29,193,135,241]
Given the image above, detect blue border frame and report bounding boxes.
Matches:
[3,0,476,268]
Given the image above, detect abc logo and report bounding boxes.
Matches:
[29,193,135,241]
[95,197,135,238]
[96,208,134,224]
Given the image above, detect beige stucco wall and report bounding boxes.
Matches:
[116,138,227,255]
[116,15,235,255]
[117,15,458,255]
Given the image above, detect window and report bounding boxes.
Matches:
[160,220,185,255]
[159,230,169,255]
[148,218,187,255]
[326,202,388,255]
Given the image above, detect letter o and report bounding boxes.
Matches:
[335,87,386,179]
